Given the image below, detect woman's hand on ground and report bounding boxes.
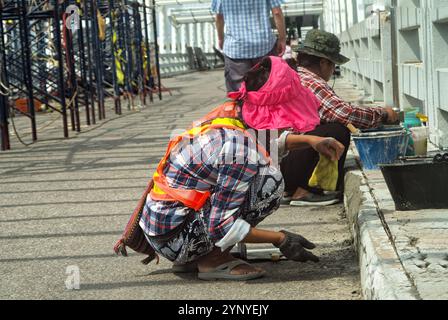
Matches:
[275,230,319,263]
[310,137,345,161]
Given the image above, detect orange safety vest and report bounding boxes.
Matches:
[149,101,271,211]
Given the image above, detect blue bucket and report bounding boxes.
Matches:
[353,129,410,170]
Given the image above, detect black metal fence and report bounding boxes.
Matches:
[0,0,162,151]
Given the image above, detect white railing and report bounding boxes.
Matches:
[337,1,448,148]
[159,52,220,77]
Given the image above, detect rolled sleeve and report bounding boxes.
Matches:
[276,130,291,160]
[299,67,384,129]
[215,218,251,251]
[320,94,384,129]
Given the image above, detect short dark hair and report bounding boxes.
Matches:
[244,56,301,92]
[297,52,324,68]
[244,57,271,92]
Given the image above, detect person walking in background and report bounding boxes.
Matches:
[211,0,287,92]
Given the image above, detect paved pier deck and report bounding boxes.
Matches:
[0,70,361,300]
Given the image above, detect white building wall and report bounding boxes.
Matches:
[180,24,187,53]
[323,0,448,148]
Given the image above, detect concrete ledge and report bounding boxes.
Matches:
[344,150,418,300]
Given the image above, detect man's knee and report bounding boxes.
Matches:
[316,123,351,147]
[330,123,351,145]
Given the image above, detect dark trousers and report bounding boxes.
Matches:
[280,123,351,194]
[224,45,278,93]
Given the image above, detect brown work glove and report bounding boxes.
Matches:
[275,230,320,263]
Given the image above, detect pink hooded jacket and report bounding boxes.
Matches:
[228,56,321,133]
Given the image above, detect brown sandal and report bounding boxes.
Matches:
[197,259,265,281]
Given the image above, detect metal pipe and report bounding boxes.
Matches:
[152,0,162,100]
[108,0,122,115]
[96,0,106,120]
[53,0,69,138]
[19,0,37,141]
[71,37,81,132]
[390,0,400,110]
[123,0,135,109]
[77,9,92,126]
[90,0,106,120]
[0,97,10,151]
[84,4,97,125]
[133,2,146,106]
[63,4,81,133]
[0,9,11,151]
[156,0,210,6]
[115,4,130,109]
[36,21,47,101]
[142,1,154,103]
[0,60,10,151]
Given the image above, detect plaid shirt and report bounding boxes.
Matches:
[140,127,276,243]
[297,67,386,129]
[211,0,284,59]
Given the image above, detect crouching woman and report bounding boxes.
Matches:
[137,56,344,281]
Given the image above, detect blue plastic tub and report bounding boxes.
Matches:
[353,129,410,170]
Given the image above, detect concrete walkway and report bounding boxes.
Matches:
[338,81,448,300]
[0,70,361,300]
[344,155,448,300]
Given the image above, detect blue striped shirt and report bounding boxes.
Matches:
[211,0,285,59]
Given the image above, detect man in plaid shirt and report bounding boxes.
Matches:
[296,29,398,129]
[299,66,389,129]
[281,30,399,207]
[211,0,287,92]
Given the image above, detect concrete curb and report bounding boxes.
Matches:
[344,149,418,300]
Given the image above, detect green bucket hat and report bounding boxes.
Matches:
[297,29,350,65]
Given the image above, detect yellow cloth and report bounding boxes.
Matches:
[115,49,125,85]
[211,117,245,129]
[97,10,106,41]
[308,155,339,191]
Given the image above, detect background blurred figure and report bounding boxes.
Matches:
[211,0,287,92]
[283,39,293,60]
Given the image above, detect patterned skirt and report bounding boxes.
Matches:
[144,168,284,264]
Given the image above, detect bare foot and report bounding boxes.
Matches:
[291,187,310,200]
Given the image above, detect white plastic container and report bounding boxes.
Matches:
[410,126,429,156]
